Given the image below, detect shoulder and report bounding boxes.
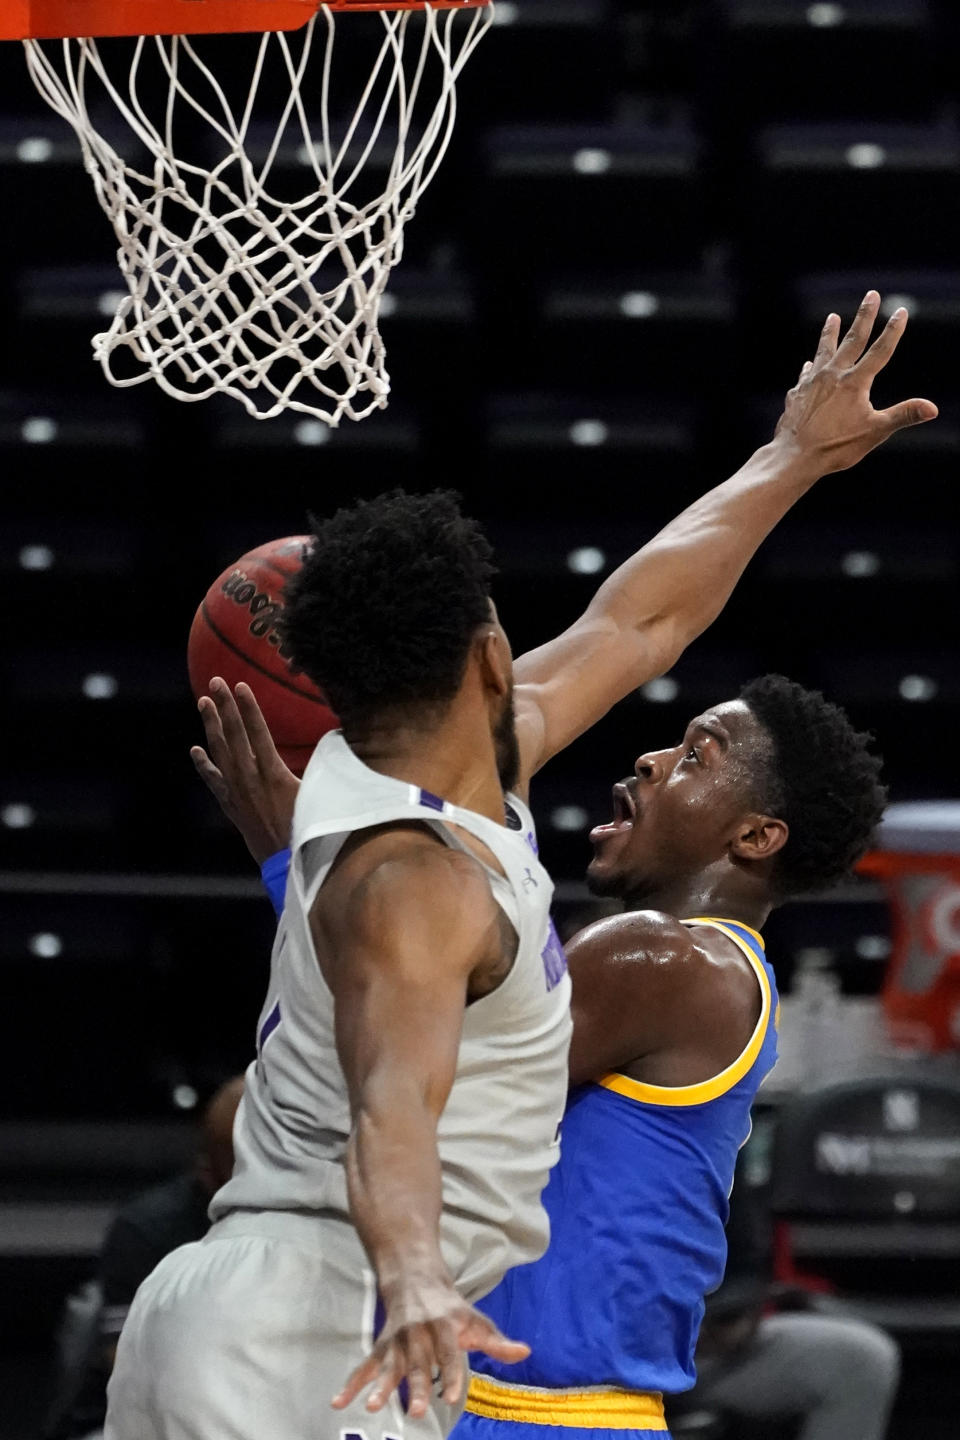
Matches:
[317,822,501,952]
[354,825,494,905]
[565,911,765,1083]
[325,821,488,891]
[572,909,757,967]
[565,912,706,1037]
[567,908,700,969]
[567,910,758,1010]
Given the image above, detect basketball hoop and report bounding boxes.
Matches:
[5,0,491,423]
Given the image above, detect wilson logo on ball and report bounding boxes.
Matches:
[220,568,291,654]
[188,536,339,777]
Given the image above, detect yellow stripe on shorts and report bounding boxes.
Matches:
[465,1375,667,1430]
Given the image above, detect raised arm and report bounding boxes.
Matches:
[316,833,528,1415]
[514,293,937,782]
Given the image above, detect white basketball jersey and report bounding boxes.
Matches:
[212,731,572,1303]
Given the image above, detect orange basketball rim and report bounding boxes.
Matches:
[2,0,489,40]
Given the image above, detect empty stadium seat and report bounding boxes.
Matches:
[771,1074,960,1339]
[0,0,957,1142]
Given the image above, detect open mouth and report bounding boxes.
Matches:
[589,780,637,843]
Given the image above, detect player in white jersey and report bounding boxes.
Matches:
[108,492,572,1440]
[108,295,935,1440]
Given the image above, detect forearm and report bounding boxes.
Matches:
[512,438,822,774]
[346,1092,450,1295]
[589,437,818,654]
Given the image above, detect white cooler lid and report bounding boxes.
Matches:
[875,801,960,853]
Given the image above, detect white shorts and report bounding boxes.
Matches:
[105,1210,466,1440]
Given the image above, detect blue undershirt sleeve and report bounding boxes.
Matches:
[260,847,292,919]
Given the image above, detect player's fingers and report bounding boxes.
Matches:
[471,1333,530,1363]
[460,1316,530,1364]
[197,694,234,771]
[234,681,284,771]
[363,1346,407,1413]
[812,313,841,369]
[435,1353,465,1406]
[197,693,225,744]
[856,305,909,378]
[209,677,255,765]
[331,1349,385,1411]
[431,1326,466,1406]
[794,359,813,387]
[834,290,881,367]
[877,397,939,434]
[189,745,229,800]
[398,1330,435,1418]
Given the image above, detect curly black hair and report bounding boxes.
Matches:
[740,674,888,898]
[280,489,496,728]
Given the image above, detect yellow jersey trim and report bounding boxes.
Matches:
[686,915,765,951]
[597,916,771,1108]
[465,1375,667,1430]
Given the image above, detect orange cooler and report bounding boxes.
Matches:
[860,802,960,1052]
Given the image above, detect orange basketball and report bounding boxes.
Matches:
[188,536,339,776]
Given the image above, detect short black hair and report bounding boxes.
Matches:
[740,674,887,898]
[280,489,496,727]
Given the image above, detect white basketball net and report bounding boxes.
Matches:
[23,3,491,423]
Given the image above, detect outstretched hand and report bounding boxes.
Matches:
[775,290,938,475]
[332,1278,529,1418]
[190,677,300,865]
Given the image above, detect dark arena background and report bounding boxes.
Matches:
[2,2,960,1437]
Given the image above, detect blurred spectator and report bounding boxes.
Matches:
[45,1077,245,1440]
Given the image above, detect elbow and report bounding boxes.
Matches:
[352,1076,442,1140]
[645,609,721,670]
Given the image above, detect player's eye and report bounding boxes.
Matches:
[685,746,700,763]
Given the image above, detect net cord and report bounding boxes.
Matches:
[21,3,492,423]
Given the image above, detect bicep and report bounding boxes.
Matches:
[567,983,652,1088]
[563,918,697,1087]
[334,939,467,1120]
[319,851,497,1120]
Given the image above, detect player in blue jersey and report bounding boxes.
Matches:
[188,294,925,1427]
[461,673,886,1439]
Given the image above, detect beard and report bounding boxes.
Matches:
[586,848,662,904]
[585,860,630,900]
[494,685,521,793]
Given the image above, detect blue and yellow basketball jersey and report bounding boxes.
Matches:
[470,917,779,1400]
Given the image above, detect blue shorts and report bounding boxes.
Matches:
[453,1376,671,1440]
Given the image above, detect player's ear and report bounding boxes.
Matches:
[731,814,789,863]
[475,625,511,698]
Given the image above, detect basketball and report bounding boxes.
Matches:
[187,536,339,775]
